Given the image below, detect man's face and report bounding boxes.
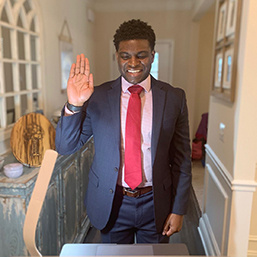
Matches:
[116,39,155,84]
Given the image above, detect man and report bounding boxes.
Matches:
[55,19,192,244]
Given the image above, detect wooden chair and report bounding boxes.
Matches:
[23,150,58,256]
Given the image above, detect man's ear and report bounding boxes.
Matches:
[115,51,119,60]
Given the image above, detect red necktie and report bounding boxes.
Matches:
[124,85,143,190]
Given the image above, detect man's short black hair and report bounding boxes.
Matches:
[113,19,156,51]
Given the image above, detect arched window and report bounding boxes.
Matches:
[0,0,42,129]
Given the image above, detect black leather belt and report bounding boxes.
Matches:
[122,186,152,197]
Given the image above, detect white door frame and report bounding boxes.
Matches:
[154,39,174,85]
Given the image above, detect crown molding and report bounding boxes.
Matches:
[192,0,215,21]
[91,0,196,12]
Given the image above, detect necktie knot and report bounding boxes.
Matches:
[128,85,143,95]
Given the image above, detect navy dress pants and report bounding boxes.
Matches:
[101,186,169,244]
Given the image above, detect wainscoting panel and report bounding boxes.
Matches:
[199,145,233,256]
[205,164,228,253]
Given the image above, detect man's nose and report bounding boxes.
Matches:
[129,56,139,67]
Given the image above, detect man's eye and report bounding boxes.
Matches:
[120,54,130,60]
[137,54,148,59]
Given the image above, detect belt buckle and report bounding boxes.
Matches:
[124,188,140,197]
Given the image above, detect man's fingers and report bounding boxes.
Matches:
[69,63,76,78]
[165,227,175,237]
[162,220,169,235]
[75,55,81,74]
[162,213,183,237]
[85,58,90,76]
[162,226,176,237]
[74,54,90,77]
[80,54,85,74]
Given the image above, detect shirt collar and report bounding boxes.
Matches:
[121,75,151,93]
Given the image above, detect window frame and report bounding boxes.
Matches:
[0,0,43,154]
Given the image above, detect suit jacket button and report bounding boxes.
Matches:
[109,189,113,194]
[114,167,119,172]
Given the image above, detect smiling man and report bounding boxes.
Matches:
[116,39,154,85]
[55,19,192,244]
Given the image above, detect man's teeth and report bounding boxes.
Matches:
[128,69,140,73]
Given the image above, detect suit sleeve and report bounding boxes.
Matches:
[55,101,93,155]
[170,90,192,215]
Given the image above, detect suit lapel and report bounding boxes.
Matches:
[151,77,166,165]
[108,77,122,143]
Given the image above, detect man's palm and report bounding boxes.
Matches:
[67,54,94,106]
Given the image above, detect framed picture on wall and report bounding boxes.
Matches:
[60,41,73,92]
[226,0,238,37]
[214,51,223,88]
[59,20,73,93]
[216,2,227,42]
[222,46,234,89]
[211,0,242,102]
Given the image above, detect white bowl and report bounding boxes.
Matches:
[3,163,23,178]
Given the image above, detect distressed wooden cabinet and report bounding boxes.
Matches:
[0,137,94,257]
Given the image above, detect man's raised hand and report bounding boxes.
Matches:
[67,54,94,106]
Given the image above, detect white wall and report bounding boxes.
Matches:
[193,6,215,135]
[37,0,95,119]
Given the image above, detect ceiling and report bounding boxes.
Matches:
[90,0,199,12]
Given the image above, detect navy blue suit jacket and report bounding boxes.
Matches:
[55,76,192,233]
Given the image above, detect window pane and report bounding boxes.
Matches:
[1,7,9,22]
[218,57,223,82]
[10,0,17,7]
[30,35,37,61]
[23,0,32,13]
[30,17,36,32]
[33,92,38,111]
[226,55,232,82]
[32,64,38,89]
[21,94,28,115]
[2,26,12,58]
[6,96,15,125]
[17,14,24,28]
[17,31,25,60]
[19,64,27,90]
[4,63,14,92]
